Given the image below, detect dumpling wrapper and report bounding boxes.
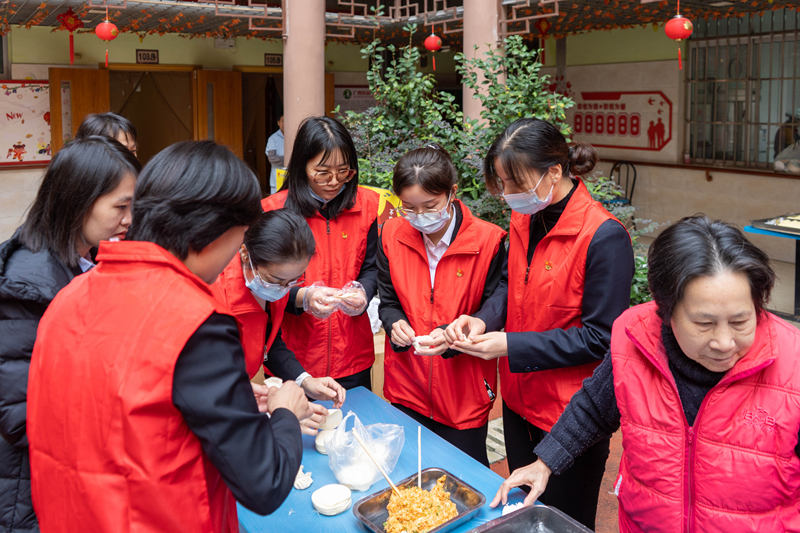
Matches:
[411,335,435,352]
[319,408,342,431]
[312,484,351,516]
[264,377,283,389]
[315,429,335,455]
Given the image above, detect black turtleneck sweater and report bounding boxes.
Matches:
[535,325,800,476]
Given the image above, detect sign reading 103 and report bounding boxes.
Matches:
[136,50,159,64]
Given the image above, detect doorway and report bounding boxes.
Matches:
[110,70,193,164]
[241,71,283,195]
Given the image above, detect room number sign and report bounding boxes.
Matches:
[136,50,160,64]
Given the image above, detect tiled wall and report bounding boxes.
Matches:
[0,167,43,242]
[597,161,800,264]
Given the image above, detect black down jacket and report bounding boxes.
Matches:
[0,233,78,533]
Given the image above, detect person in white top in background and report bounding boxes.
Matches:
[266,115,285,195]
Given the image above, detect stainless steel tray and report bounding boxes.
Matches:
[751,214,800,237]
[470,504,594,533]
[352,467,485,533]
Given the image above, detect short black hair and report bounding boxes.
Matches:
[392,143,457,197]
[75,113,138,145]
[484,118,597,195]
[648,215,776,323]
[284,116,358,219]
[18,136,141,268]
[245,209,316,267]
[127,141,262,259]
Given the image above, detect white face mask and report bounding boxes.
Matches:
[401,193,453,235]
[503,174,554,216]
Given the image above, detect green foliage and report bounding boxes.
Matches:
[455,35,574,142]
[339,28,657,305]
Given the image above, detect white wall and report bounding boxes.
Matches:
[0,167,43,241]
[596,161,800,264]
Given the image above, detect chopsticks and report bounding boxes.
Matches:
[352,431,401,497]
[418,426,422,489]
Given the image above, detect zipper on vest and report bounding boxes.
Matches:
[428,287,435,419]
[524,265,530,284]
[325,217,332,376]
[430,288,434,304]
[684,426,694,533]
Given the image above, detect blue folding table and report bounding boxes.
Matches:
[238,387,527,532]
[744,225,800,320]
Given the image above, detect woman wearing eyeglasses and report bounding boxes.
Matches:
[211,209,345,430]
[261,117,379,391]
[377,145,507,466]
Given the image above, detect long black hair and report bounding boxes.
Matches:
[127,141,261,259]
[18,136,141,268]
[392,143,457,196]
[75,113,138,145]
[648,215,776,322]
[484,118,596,195]
[283,116,358,219]
[245,209,316,267]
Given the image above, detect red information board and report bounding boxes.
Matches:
[569,91,672,152]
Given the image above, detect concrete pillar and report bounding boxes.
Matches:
[283,0,325,162]
[462,0,501,123]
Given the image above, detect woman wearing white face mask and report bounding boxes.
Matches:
[212,209,346,432]
[444,118,634,530]
[377,144,507,466]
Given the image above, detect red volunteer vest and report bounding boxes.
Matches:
[381,201,507,429]
[262,187,379,379]
[611,302,800,533]
[501,180,623,431]
[27,241,238,533]
[212,255,288,378]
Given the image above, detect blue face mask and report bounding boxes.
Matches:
[310,185,346,205]
[243,253,292,302]
[503,174,554,216]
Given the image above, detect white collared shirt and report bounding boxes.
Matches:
[78,256,94,273]
[251,291,311,387]
[422,204,456,287]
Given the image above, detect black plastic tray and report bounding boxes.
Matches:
[470,504,594,533]
[751,214,800,237]
[352,467,485,533]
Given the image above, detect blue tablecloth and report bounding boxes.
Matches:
[238,387,526,532]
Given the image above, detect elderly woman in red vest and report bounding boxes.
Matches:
[262,116,379,391]
[493,215,800,532]
[377,144,507,467]
[212,208,345,427]
[445,118,634,530]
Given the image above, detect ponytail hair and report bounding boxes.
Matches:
[483,118,597,195]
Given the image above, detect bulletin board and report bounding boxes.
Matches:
[0,81,51,167]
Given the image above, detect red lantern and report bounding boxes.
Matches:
[663,0,693,70]
[424,32,442,70]
[96,19,118,67]
[56,8,84,66]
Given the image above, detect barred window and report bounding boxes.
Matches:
[686,8,800,168]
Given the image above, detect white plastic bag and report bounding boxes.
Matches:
[327,411,404,492]
[774,141,800,174]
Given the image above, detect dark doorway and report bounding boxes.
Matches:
[242,72,283,195]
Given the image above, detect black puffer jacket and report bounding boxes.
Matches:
[0,233,78,533]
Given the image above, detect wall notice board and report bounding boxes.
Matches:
[0,81,51,167]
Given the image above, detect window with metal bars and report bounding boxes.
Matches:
[686,8,800,168]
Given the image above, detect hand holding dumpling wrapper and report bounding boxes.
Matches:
[327,411,404,492]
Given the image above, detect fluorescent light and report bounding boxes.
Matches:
[709,1,733,6]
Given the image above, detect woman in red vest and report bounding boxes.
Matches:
[212,208,346,422]
[27,141,314,533]
[0,137,139,533]
[377,145,507,466]
[492,216,800,532]
[262,116,379,390]
[445,118,634,530]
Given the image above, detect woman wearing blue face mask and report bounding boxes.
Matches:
[443,118,635,530]
[377,144,507,466]
[212,208,346,430]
